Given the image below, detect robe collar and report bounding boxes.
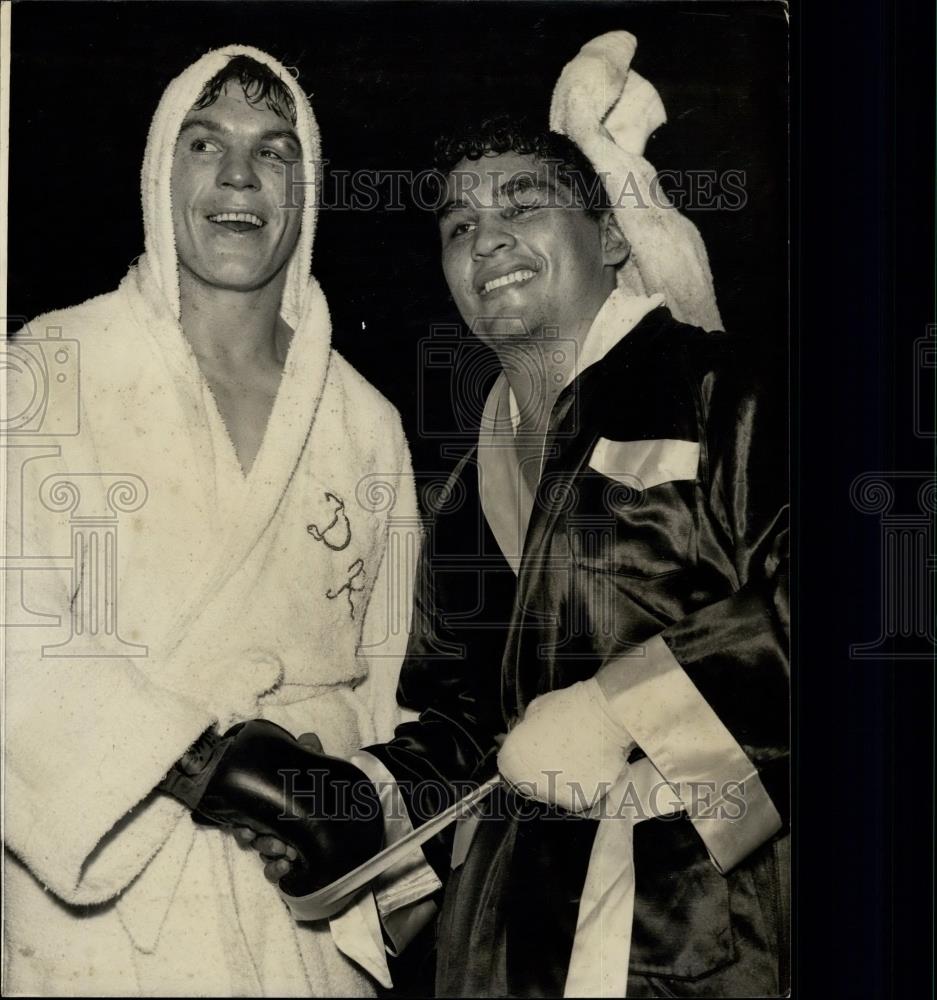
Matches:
[477,290,665,572]
[122,255,333,649]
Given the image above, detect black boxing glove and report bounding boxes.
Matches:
[159,719,383,895]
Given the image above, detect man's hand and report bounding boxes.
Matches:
[497,677,636,812]
[161,720,384,894]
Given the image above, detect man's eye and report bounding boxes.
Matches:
[259,147,285,161]
[448,221,476,239]
[504,183,548,217]
[505,197,542,217]
[190,138,221,153]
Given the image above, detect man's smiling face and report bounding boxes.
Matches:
[171,84,302,294]
[438,150,623,348]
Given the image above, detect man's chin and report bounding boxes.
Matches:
[468,313,540,344]
[179,260,287,296]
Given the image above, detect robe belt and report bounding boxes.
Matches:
[282,761,679,998]
[564,757,682,998]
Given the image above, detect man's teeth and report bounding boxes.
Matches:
[208,212,265,227]
[483,270,536,295]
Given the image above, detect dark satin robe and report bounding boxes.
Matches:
[367,306,789,997]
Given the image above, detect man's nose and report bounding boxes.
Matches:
[472,215,516,258]
[217,148,260,190]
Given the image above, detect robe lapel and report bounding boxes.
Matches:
[505,385,598,714]
[477,376,537,576]
[201,277,332,587]
[506,306,674,713]
[123,262,218,521]
[127,262,333,654]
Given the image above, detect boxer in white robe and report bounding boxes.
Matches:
[3,45,417,996]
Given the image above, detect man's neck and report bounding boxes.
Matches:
[493,309,601,437]
[178,269,291,370]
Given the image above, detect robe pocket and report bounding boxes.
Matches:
[568,458,697,580]
[629,816,737,979]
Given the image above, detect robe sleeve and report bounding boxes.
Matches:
[599,348,789,874]
[329,426,445,973]
[354,427,422,744]
[3,393,215,906]
[363,463,504,876]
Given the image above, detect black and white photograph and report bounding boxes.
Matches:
[5,1,892,996]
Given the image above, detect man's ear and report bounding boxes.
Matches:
[600,211,630,267]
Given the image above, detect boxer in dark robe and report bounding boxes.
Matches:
[223,110,788,997]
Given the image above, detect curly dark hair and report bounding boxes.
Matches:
[433,114,610,218]
[193,54,297,126]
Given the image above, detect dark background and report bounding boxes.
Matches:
[6,1,936,997]
[794,1,936,997]
[7,0,787,473]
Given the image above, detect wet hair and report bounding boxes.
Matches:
[193,54,297,126]
[433,113,611,218]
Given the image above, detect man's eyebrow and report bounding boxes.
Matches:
[261,128,301,147]
[436,197,469,221]
[179,117,228,135]
[498,175,558,199]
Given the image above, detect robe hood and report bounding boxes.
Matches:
[140,45,320,327]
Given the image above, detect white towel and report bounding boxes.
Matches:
[550,31,724,332]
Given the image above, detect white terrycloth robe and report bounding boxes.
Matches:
[3,46,417,997]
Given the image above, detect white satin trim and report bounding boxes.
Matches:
[588,437,700,492]
[564,757,682,998]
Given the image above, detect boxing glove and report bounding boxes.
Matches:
[160,719,384,895]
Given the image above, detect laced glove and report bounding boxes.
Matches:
[160,719,383,894]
